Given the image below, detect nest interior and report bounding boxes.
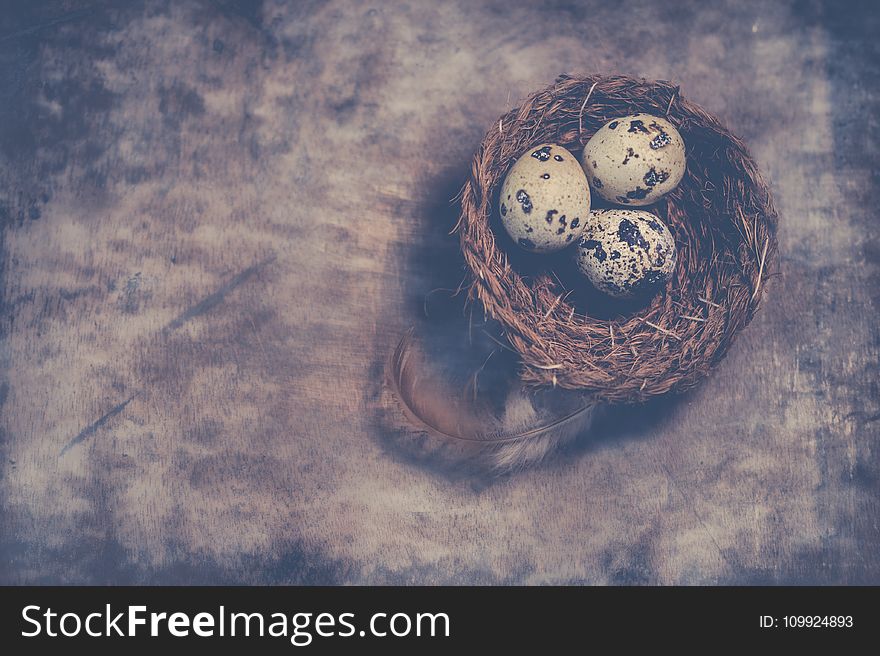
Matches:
[456,74,778,404]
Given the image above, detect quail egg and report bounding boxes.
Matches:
[575,208,677,299]
[580,114,685,206]
[499,143,591,253]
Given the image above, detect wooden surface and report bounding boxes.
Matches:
[1,0,878,584]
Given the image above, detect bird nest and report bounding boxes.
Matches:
[456,74,778,404]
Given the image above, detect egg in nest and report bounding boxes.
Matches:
[499,144,591,253]
[575,209,677,299]
[580,114,685,206]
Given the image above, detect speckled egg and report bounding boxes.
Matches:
[580,114,686,206]
[575,209,677,299]
[499,144,591,253]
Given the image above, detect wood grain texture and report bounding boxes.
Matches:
[1,0,878,584]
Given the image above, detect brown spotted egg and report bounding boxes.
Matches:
[499,144,591,253]
[575,209,677,299]
[580,114,685,206]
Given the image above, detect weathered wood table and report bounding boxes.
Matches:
[1,0,877,584]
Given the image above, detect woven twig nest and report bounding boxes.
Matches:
[456,74,778,404]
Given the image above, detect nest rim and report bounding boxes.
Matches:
[456,73,778,404]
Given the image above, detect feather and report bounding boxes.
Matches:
[386,328,601,471]
[489,387,600,472]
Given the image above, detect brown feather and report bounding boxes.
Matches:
[386,329,600,470]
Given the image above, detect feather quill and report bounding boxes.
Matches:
[387,329,600,471]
